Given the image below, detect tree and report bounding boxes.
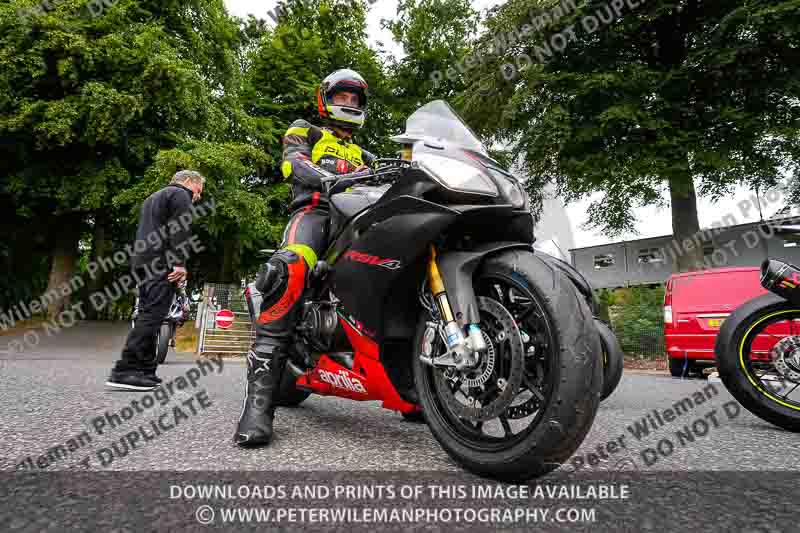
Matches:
[383,0,480,117]
[242,0,400,162]
[0,0,250,315]
[114,141,281,285]
[462,0,800,271]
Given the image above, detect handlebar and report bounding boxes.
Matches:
[322,160,411,196]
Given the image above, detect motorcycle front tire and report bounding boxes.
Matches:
[413,250,602,482]
[715,293,800,432]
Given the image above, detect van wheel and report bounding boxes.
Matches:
[669,357,690,377]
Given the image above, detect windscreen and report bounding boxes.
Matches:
[533,239,569,262]
[402,100,488,155]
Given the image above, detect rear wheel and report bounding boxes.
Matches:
[596,319,623,400]
[401,410,426,423]
[716,294,800,431]
[413,251,602,482]
[155,323,171,365]
[274,360,311,407]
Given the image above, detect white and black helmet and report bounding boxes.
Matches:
[316,69,368,130]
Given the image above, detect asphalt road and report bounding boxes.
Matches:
[1,321,797,474]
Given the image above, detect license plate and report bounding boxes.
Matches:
[708,318,724,327]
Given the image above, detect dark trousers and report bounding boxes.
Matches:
[114,268,175,373]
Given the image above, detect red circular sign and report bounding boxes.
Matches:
[215,309,235,329]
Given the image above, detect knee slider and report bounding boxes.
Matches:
[256,250,307,314]
[255,249,303,293]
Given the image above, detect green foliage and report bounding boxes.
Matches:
[0,0,289,300]
[611,286,666,358]
[593,287,615,322]
[383,0,480,116]
[242,0,399,160]
[462,0,800,238]
[0,0,243,214]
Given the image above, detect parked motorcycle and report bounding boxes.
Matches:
[131,281,190,365]
[715,228,800,431]
[246,101,603,481]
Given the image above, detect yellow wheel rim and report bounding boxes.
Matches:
[738,309,800,412]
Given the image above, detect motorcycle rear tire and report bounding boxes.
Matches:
[155,323,171,365]
[274,362,311,407]
[595,319,623,401]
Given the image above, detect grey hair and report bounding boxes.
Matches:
[171,170,205,185]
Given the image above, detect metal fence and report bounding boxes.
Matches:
[197,283,254,356]
[608,305,665,359]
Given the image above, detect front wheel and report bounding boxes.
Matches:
[715,293,800,431]
[413,250,602,482]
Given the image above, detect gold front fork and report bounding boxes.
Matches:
[427,245,455,323]
[427,245,487,357]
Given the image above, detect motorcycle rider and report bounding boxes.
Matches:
[234,69,374,446]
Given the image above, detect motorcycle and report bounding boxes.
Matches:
[715,226,800,431]
[246,101,604,481]
[131,281,190,365]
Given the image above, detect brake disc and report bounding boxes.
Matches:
[433,296,525,422]
[770,336,800,382]
[504,388,541,419]
[462,331,495,388]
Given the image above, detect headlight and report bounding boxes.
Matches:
[416,153,498,197]
[487,168,526,208]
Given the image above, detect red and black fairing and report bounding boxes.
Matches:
[290,154,535,407]
[295,315,420,413]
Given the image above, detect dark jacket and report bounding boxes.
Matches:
[280,119,375,211]
[131,184,193,271]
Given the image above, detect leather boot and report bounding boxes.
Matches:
[234,250,307,447]
[233,346,287,446]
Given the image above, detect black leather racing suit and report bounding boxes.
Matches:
[234,119,373,446]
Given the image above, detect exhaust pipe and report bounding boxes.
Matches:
[760,259,800,305]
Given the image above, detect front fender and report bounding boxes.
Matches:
[437,242,533,326]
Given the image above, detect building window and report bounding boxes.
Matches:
[593,254,615,269]
[702,241,715,258]
[637,247,664,265]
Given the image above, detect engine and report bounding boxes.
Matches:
[299,301,339,351]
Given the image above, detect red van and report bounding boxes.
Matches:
[664,266,769,376]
